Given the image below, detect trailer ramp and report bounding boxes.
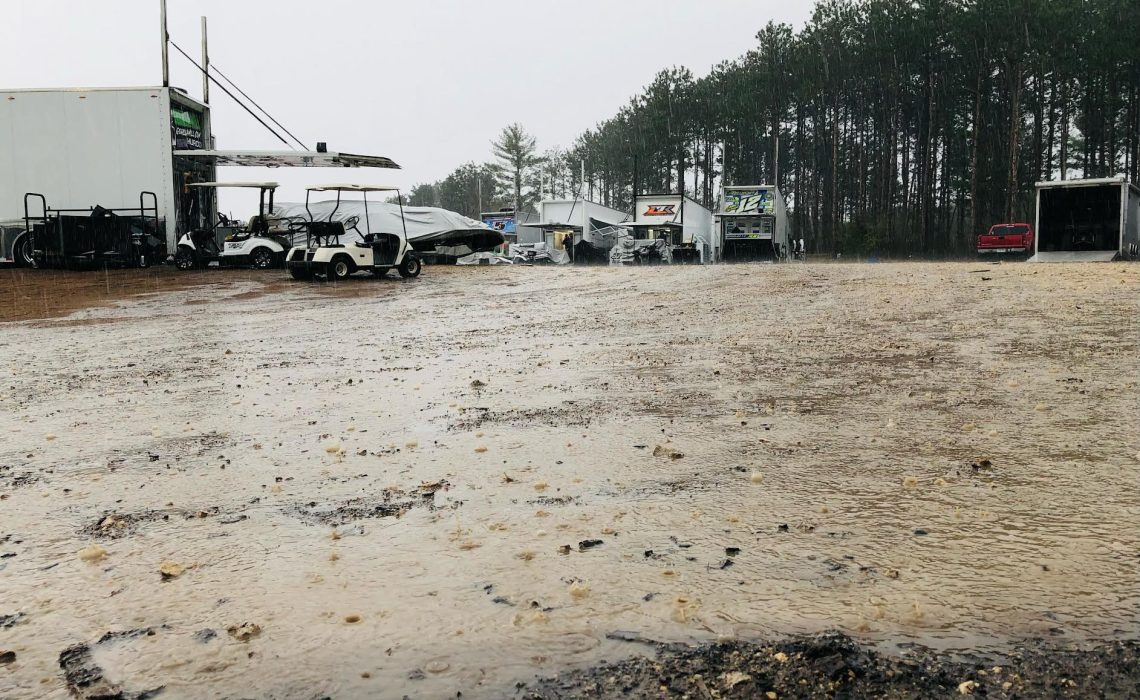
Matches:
[1030,251,1119,263]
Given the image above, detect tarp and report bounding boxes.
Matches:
[508,242,570,265]
[456,252,514,265]
[274,200,503,256]
[610,231,671,265]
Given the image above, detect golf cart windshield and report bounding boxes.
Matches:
[299,185,407,247]
[188,182,280,235]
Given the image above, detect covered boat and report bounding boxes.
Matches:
[274,200,503,258]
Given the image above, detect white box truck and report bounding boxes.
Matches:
[0,86,216,259]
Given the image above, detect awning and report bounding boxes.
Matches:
[173,150,400,169]
[187,182,278,189]
[525,221,583,232]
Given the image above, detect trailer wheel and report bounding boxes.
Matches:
[174,247,196,271]
[12,234,33,268]
[397,255,422,279]
[250,247,275,269]
[328,256,353,281]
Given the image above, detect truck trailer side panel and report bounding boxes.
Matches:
[0,88,183,251]
[681,197,716,262]
[1125,184,1140,258]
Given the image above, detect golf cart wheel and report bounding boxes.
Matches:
[173,247,196,271]
[328,257,353,281]
[289,267,312,281]
[250,247,276,269]
[398,255,422,279]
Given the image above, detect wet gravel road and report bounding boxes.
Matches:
[0,262,1138,698]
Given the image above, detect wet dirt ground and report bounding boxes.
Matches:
[0,262,1137,699]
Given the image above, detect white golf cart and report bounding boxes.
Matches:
[175,182,293,270]
[285,184,422,281]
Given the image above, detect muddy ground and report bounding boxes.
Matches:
[0,262,1137,699]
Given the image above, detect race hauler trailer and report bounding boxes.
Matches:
[1032,177,1140,262]
[0,86,215,262]
[627,194,716,264]
[717,185,790,262]
[0,86,399,263]
[524,198,630,263]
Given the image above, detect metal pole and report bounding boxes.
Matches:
[159,0,169,88]
[773,131,780,187]
[201,16,209,104]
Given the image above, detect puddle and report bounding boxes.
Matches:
[0,262,1137,698]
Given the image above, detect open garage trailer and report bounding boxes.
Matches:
[1033,177,1140,262]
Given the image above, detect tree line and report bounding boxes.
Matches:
[408,0,1140,257]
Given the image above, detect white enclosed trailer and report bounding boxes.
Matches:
[0,86,400,260]
[628,194,717,263]
[0,86,215,257]
[526,198,630,262]
[718,185,790,262]
[1033,177,1140,262]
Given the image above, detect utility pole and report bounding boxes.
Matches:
[201,16,209,104]
[159,0,169,87]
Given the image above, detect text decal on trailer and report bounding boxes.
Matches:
[171,107,204,150]
[644,205,676,216]
[723,189,773,215]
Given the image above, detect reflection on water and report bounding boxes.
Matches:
[0,263,1137,698]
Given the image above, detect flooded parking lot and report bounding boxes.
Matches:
[1,262,1138,698]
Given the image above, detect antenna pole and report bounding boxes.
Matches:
[200,16,209,104]
[159,0,169,87]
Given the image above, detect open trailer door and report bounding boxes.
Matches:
[1032,178,1135,262]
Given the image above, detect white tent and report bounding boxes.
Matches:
[274,200,503,257]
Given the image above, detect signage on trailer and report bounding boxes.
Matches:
[721,188,774,216]
[643,204,676,216]
[482,214,516,234]
[171,106,204,150]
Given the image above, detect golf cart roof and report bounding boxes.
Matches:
[307,184,400,193]
[173,150,400,169]
[187,181,279,189]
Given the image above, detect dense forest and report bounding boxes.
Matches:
[410,0,1140,257]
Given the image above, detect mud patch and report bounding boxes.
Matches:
[58,628,164,700]
[286,480,456,526]
[449,402,611,431]
[0,465,41,489]
[80,506,230,540]
[523,632,1140,699]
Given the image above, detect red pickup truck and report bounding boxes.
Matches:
[978,223,1034,256]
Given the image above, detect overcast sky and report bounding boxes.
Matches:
[3,0,812,212]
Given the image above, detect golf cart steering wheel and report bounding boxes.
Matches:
[343,215,362,236]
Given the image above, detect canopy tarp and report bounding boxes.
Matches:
[274,200,503,256]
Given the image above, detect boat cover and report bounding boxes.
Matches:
[274,200,503,256]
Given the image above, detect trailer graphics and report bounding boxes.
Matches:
[718,185,789,262]
[723,189,775,216]
[171,106,204,150]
